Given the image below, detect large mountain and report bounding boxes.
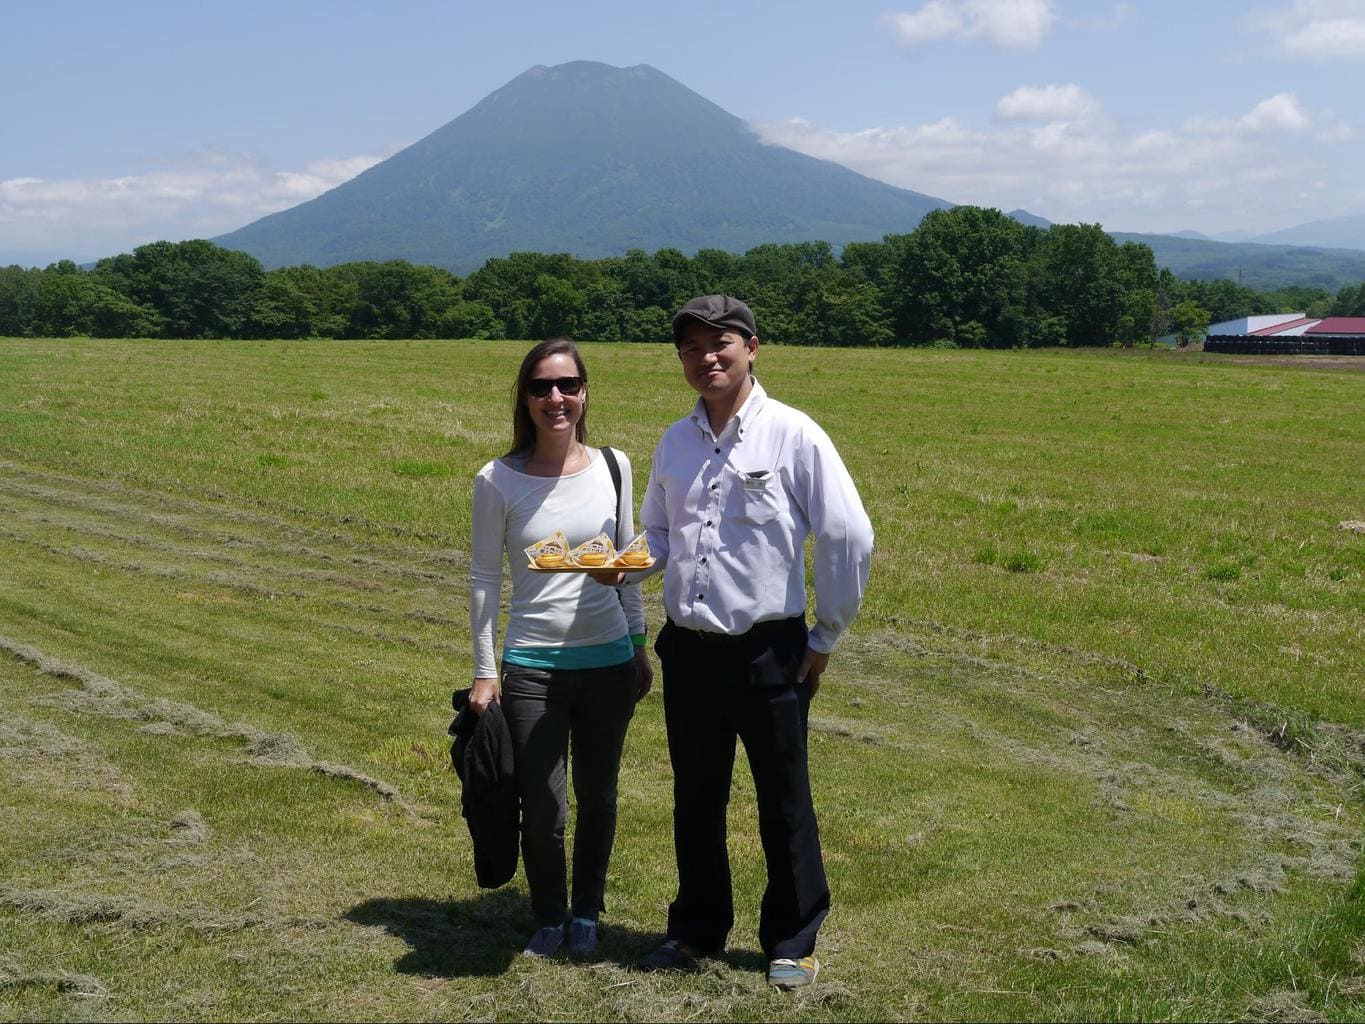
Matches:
[215,61,951,272]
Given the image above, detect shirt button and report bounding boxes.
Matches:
[697,593,704,600]
[705,520,712,527]
[714,448,721,454]
[710,483,717,490]
[700,557,707,564]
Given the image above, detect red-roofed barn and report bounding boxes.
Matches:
[1204,313,1365,354]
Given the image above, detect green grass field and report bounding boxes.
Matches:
[1,338,1361,1021]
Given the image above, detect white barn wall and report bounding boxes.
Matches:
[1207,313,1305,335]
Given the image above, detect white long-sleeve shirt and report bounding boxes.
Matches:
[469,448,646,679]
[637,378,873,653]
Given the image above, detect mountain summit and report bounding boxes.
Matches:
[214,61,951,271]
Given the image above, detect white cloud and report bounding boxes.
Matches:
[1286,18,1365,55]
[754,90,1358,234]
[886,0,965,46]
[1238,92,1311,132]
[1186,93,1320,138]
[996,84,1100,122]
[1247,0,1365,58]
[0,150,385,264]
[973,0,1056,48]
[1316,117,1355,142]
[1069,3,1133,30]
[886,0,1055,51]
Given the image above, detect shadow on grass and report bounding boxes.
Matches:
[346,890,529,977]
[344,891,766,978]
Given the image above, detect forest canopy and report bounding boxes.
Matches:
[3,208,1361,346]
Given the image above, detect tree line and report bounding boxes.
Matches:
[4,207,1363,346]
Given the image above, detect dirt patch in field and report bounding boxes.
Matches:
[1205,354,1365,373]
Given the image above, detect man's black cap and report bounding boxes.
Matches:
[671,294,757,344]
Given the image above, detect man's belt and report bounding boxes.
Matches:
[666,616,802,646]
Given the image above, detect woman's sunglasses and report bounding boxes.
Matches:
[528,376,584,398]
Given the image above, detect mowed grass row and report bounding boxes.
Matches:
[0,338,1362,1021]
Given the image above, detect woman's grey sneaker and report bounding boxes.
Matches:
[767,955,820,989]
[567,917,598,955]
[522,924,565,957]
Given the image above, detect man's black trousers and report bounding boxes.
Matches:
[655,616,829,960]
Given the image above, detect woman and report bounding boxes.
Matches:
[468,337,652,958]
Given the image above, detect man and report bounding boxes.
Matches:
[619,294,873,989]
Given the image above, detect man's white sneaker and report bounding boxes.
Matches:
[767,955,819,989]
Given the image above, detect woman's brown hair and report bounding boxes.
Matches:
[505,337,589,458]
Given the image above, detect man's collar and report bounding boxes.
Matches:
[690,376,766,441]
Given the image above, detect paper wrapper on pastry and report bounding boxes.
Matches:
[568,532,617,567]
[524,531,570,568]
[614,532,651,567]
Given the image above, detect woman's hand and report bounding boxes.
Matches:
[470,676,500,715]
[633,646,654,701]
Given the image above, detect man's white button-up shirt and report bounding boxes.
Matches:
[638,378,873,652]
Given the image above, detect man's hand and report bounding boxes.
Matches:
[797,647,829,698]
[470,676,500,715]
[586,569,626,586]
[633,646,654,701]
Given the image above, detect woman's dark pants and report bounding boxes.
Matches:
[500,658,638,927]
[656,617,829,960]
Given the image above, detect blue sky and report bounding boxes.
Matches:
[3,0,1363,265]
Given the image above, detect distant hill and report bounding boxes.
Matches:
[1247,212,1365,251]
[1007,209,1051,229]
[214,61,952,272]
[1112,232,1365,291]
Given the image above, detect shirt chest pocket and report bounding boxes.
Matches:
[733,470,782,525]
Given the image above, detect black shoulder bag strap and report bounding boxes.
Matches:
[601,446,623,544]
[600,447,631,610]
